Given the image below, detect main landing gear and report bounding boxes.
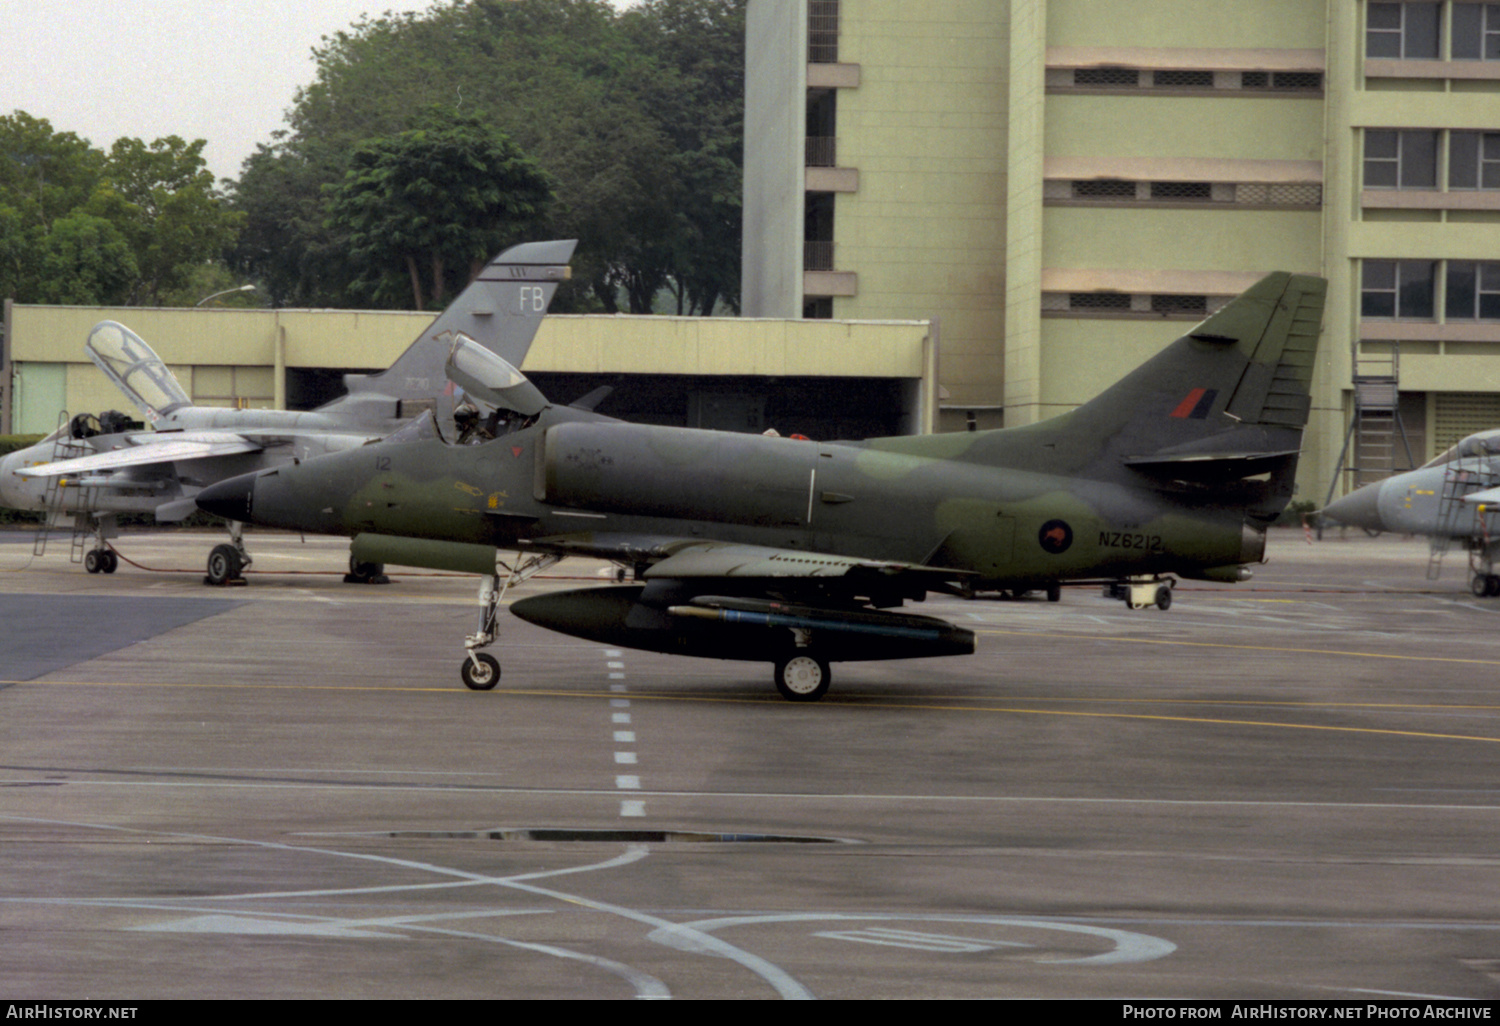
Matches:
[774,654,831,702]
[79,514,119,574]
[1472,571,1500,598]
[460,551,561,691]
[83,547,118,574]
[204,521,251,586]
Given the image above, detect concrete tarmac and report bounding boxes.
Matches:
[1,527,1499,1000]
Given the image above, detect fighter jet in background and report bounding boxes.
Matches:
[1322,428,1500,595]
[0,240,576,582]
[198,272,1326,701]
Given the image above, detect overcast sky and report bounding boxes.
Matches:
[1,0,635,184]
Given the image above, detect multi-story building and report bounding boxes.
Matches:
[742,0,1500,501]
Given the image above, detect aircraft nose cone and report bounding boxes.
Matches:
[196,473,256,523]
[1323,483,1384,532]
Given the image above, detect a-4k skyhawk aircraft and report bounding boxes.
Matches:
[0,240,576,582]
[196,271,1326,701]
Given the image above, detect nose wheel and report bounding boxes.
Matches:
[204,521,251,586]
[461,653,501,690]
[457,552,561,691]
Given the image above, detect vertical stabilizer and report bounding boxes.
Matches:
[342,239,577,403]
[867,272,1327,514]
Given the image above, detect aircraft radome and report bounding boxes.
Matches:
[0,240,576,583]
[197,272,1327,701]
[1323,428,1500,596]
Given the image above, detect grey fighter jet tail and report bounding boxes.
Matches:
[872,272,1326,520]
[334,239,577,410]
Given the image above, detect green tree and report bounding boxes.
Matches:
[231,0,745,315]
[100,136,244,305]
[0,113,244,306]
[324,110,553,309]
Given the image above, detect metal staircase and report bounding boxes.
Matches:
[1324,341,1417,510]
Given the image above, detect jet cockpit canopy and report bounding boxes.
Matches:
[85,321,192,421]
[444,333,547,417]
[1422,428,1500,469]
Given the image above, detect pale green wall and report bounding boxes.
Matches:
[1043,208,1323,273]
[1045,96,1325,162]
[1046,0,1325,48]
[835,0,1009,407]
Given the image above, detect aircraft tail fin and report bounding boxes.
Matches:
[343,239,577,403]
[1044,271,1326,517]
[871,271,1326,517]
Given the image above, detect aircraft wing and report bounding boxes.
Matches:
[529,534,968,585]
[16,433,263,477]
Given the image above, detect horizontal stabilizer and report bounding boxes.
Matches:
[1123,448,1301,482]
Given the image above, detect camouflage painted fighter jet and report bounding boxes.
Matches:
[196,272,1326,701]
[0,240,575,582]
[1322,428,1500,595]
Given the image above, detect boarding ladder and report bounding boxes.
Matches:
[1426,451,1500,580]
[31,411,98,561]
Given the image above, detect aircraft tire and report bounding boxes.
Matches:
[101,550,118,574]
[774,655,830,702]
[1474,573,1492,598]
[206,544,243,586]
[1155,585,1172,611]
[461,653,501,691]
[84,550,102,574]
[1488,575,1500,598]
[1046,583,1061,603]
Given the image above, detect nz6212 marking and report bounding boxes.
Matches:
[1099,531,1165,552]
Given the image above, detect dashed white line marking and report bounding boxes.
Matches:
[606,651,643,820]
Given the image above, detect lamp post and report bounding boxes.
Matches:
[195,284,256,307]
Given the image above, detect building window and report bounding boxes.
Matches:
[1449,131,1500,189]
[1446,262,1500,320]
[1362,260,1437,319]
[1367,2,1442,59]
[1075,67,1140,87]
[1151,294,1208,316]
[1452,3,1500,59]
[1068,293,1133,311]
[1059,67,1320,94]
[808,0,840,63]
[1152,70,1214,88]
[1050,179,1320,208]
[1072,179,1136,199]
[1271,71,1324,89]
[1149,181,1213,201]
[1364,130,1438,188]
